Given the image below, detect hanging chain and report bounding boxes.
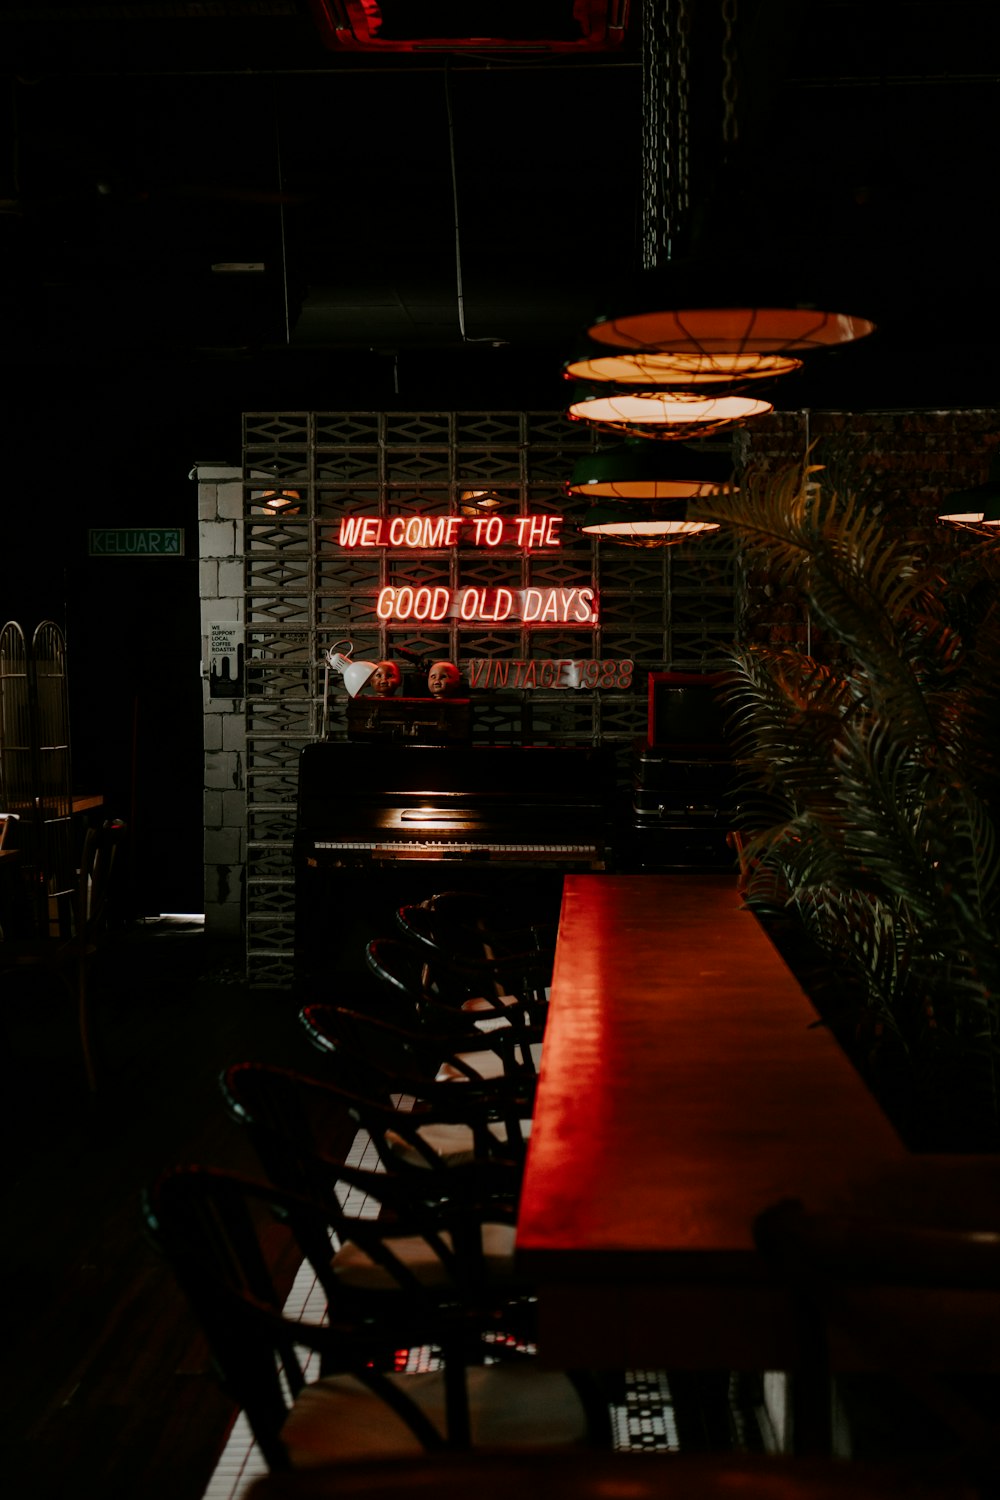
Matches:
[641,0,691,271]
[721,0,739,150]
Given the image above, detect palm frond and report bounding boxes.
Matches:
[708,455,1000,1146]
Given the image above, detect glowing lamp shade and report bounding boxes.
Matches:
[581,501,721,549]
[563,346,802,386]
[566,385,772,441]
[324,642,377,697]
[587,307,876,366]
[567,441,733,500]
[938,456,1000,538]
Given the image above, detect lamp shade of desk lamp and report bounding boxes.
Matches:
[324,644,377,697]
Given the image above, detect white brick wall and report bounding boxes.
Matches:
[196,462,245,942]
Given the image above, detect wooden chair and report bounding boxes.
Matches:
[293,1022,531,1185]
[414,888,557,960]
[143,1165,611,1473]
[301,993,540,1100]
[394,901,551,1025]
[365,936,544,1082]
[220,1061,535,1351]
[753,1196,1000,1484]
[0,816,126,1091]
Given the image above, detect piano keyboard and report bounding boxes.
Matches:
[311,839,600,862]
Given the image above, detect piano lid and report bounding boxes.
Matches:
[295,741,618,831]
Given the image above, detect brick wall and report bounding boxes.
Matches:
[734,408,1000,648]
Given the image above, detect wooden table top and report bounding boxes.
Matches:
[516,873,910,1280]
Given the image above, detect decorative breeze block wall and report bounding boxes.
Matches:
[199,412,740,987]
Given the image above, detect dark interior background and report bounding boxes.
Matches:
[1,0,997,911]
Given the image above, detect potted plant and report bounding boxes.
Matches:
[694,454,1000,1149]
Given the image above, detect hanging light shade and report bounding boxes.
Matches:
[587,305,875,364]
[580,500,721,549]
[563,344,802,387]
[567,440,734,499]
[585,260,876,388]
[566,383,772,441]
[938,456,1000,538]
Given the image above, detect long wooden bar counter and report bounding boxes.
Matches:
[515,874,1000,1374]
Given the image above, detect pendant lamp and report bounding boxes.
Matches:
[567,440,733,500]
[563,344,802,387]
[566,383,772,441]
[585,263,876,386]
[580,499,721,549]
[587,304,875,366]
[938,456,1000,539]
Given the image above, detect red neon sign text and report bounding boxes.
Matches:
[337,514,562,549]
[465,659,635,690]
[375,585,597,625]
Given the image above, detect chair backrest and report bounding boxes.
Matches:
[223,1053,421,1181]
[222,1060,360,1202]
[220,1062,517,1281]
[420,889,557,953]
[394,904,552,1008]
[144,1164,342,1469]
[300,1001,465,1094]
[285,1029,531,1183]
[144,1165,461,1471]
[74,816,127,945]
[365,934,475,1014]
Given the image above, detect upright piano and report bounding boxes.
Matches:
[293,740,619,987]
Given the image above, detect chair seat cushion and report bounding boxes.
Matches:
[384,1119,529,1168]
[437,1043,542,1084]
[282,1365,588,1467]
[332,1222,518,1290]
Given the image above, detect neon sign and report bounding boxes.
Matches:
[338,514,562,549]
[376,586,598,625]
[465,659,634,690]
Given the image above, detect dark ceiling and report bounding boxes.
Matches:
[1,0,999,415]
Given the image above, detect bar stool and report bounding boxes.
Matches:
[394,900,551,1025]
[144,1166,612,1472]
[298,1005,533,1177]
[364,936,544,1081]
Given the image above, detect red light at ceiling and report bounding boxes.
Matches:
[307,1,629,54]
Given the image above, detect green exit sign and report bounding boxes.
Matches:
[88,528,185,557]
